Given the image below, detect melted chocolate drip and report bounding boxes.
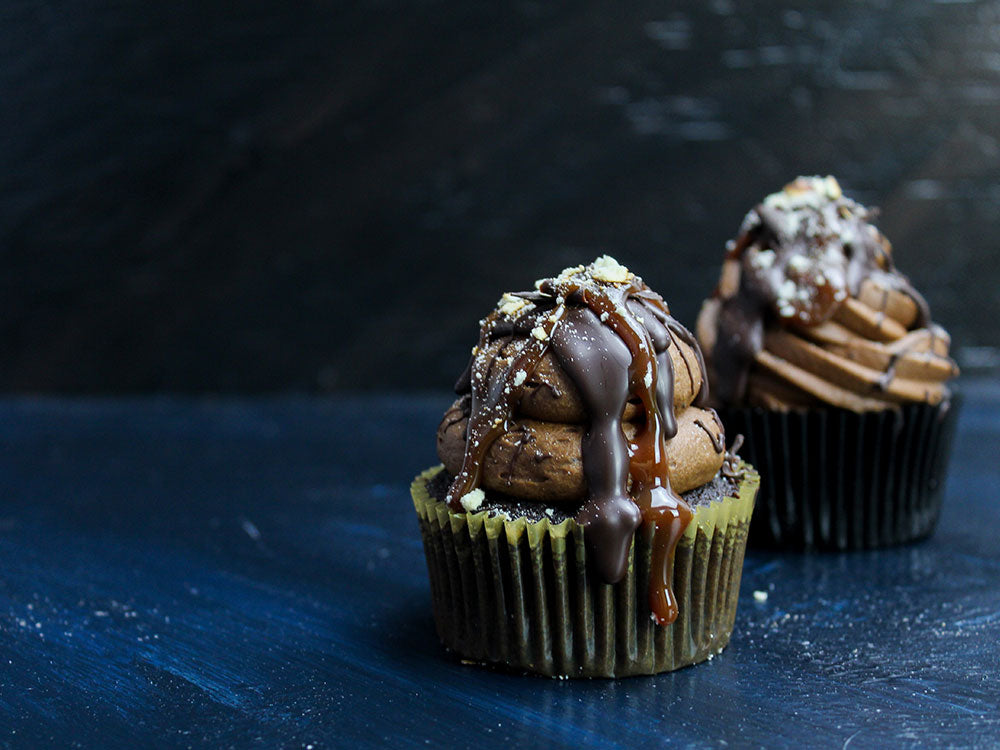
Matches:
[712,178,934,404]
[446,263,708,626]
[721,434,745,479]
[550,307,643,584]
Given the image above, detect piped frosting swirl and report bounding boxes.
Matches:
[696,177,959,411]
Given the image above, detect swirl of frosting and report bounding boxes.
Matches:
[437,256,728,626]
[696,176,959,411]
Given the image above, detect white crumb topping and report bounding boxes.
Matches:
[547,264,586,286]
[498,292,531,316]
[787,254,811,272]
[824,175,842,200]
[643,363,653,389]
[590,254,632,283]
[777,279,797,302]
[459,489,486,512]
[753,590,768,603]
[600,311,609,322]
[513,370,527,387]
[531,325,548,341]
[739,209,761,234]
[750,248,776,269]
[764,175,841,212]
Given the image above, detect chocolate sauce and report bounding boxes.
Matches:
[446,259,708,626]
[875,353,901,393]
[693,417,725,454]
[721,434,745,479]
[711,177,934,404]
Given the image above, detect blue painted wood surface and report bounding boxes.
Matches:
[1,383,999,747]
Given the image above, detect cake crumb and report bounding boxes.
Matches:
[824,175,842,199]
[787,254,810,272]
[750,249,776,269]
[460,489,486,512]
[753,590,768,603]
[549,264,586,285]
[591,255,632,283]
[498,293,531,316]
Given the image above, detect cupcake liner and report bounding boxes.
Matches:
[411,465,759,678]
[719,395,960,551]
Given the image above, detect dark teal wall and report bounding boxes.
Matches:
[3,1,998,391]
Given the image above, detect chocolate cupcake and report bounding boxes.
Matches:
[412,257,759,677]
[696,176,960,550]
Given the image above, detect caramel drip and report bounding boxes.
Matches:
[448,266,704,627]
[542,280,692,626]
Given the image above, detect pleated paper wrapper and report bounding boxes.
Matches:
[720,396,960,551]
[411,465,759,678]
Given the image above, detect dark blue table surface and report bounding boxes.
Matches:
[2,382,999,748]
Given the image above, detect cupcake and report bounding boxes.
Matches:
[412,256,759,678]
[696,176,960,551]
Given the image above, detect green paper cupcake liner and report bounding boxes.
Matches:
[720,396,960,551]
[411,465,759,678]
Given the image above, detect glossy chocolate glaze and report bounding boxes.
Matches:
[445,258,715,626]
[712,177,933,404]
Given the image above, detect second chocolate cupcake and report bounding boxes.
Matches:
[697,176,960,551]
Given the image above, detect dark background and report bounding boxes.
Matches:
[4,0,998,393]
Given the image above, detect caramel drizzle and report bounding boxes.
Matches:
[447,271,698,626]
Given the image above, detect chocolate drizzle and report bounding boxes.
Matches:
[446,258,710,626]
[709,176,937,404]
[694,415,726,454]
[721,435,745,479]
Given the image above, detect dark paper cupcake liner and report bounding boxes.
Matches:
[719,396,960,551]
[411,465,759,678]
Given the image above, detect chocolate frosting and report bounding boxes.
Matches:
[697,177,959,411]
[440,257,729,626]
